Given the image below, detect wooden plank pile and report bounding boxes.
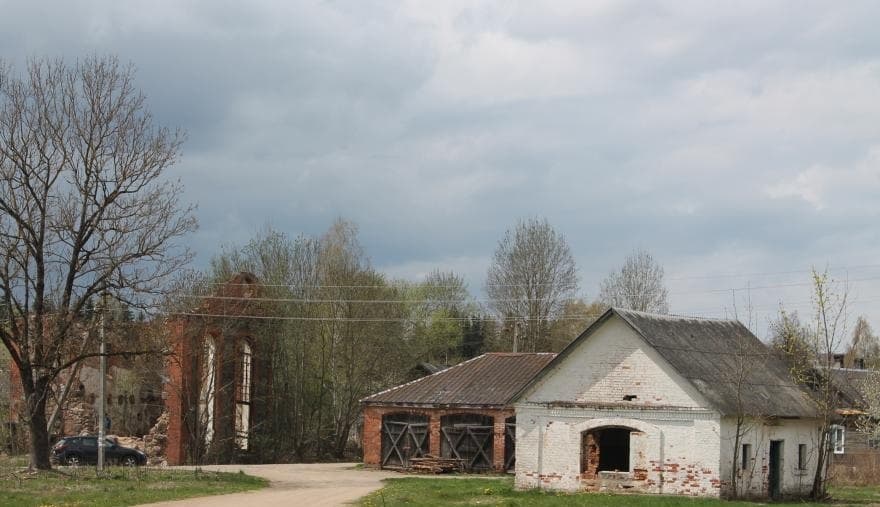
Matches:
[409,455,464,473]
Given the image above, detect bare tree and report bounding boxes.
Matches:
[598,248,668,313]
[546,299,605,351]
[0,56,195,469]
[846,316,879,368]
[486,217,578,352]
[772,269,849,500]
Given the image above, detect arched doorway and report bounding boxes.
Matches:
[381,413,429,468]
[581,426,634,477]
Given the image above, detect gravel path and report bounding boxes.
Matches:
[137,463,398,507]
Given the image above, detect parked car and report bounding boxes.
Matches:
[51,436,147,466]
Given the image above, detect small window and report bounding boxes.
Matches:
[81,438,97,448]
[623,395,637,401]
[741,443,751,470]
[832,425,846,454]
[798,444,807,470]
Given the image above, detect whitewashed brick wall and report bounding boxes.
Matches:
[513,313,822,498]
[514,314,723,495]
[719,417,818,497]
[523,317,706,408]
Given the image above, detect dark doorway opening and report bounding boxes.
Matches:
[581,427,632,477]
[598,428,630,472]
[769,440,783,499]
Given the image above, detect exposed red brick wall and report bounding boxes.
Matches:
[582,431,599,478]
[164,318,191,466]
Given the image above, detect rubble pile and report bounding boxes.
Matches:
[143,411,169,466]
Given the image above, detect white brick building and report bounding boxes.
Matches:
[513,308,821,499]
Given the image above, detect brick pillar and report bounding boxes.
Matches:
[362,406,383,467]
[164,319,188,465]
[493,413,506,471]
[429,413,441,456]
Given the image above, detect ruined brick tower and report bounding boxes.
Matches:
[164,273,272,465]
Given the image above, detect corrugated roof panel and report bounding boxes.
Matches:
[362,353,556,407]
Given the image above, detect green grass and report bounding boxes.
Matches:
[0,458,267,507]
[360,477,880,506]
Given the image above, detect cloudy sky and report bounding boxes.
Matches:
[2,1,879,338]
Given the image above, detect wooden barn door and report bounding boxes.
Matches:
[381,413,429,469]
[440,414,494,471]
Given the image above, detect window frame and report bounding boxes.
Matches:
[741,443,751,470]
[831,425,846,455]
[235,340,254,450]
[798,443,807,470]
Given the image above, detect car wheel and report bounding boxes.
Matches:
[66,454,82,466]
[121,455,138,467]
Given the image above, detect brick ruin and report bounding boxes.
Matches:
[164,272,272,465]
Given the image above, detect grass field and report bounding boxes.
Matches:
[360,477,880,506]
[0,456,267,507]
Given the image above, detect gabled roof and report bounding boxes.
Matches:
[831,368,874,410]
[514,308,817,418]
[362,353,556,408]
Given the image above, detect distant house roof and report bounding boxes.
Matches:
[515,308,818,418]
[413,362,446,376]
[362,353,557,408]
[831,368,875,411]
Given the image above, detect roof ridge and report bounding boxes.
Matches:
[359,353,488,403]
[486,352,557,356]
[614,307,740,323]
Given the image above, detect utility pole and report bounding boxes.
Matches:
[512,320,519,353]
[97,292,107,472]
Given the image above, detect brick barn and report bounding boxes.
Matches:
[513,308,822,499]
[361,353,555,472]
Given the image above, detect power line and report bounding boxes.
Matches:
[169,311,612,323]
[203,263,880,289]
[167,275,880,304]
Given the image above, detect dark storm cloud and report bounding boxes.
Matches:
[2,0,880,333]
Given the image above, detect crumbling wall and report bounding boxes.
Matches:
[514,407,724,496]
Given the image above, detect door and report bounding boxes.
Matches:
[380,415,429,468]
[80,437,99,462]
[769,440,783,499]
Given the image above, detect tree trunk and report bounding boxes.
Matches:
[24,376,52,470]
[811,427,828,499]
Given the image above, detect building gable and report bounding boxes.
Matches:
[518,313,711,410]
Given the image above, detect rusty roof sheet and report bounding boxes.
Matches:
[361,353,556,407]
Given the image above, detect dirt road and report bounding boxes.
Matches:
[138,463,398,507]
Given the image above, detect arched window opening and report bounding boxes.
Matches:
[199,336,216,446]
[235,340,253,450]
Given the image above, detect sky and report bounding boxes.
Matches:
[1,0,879,340]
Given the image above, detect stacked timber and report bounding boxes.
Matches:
[409,455,463,473]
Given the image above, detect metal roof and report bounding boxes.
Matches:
[361,352,556,408]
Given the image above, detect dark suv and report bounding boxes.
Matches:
[51,436,147,466]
